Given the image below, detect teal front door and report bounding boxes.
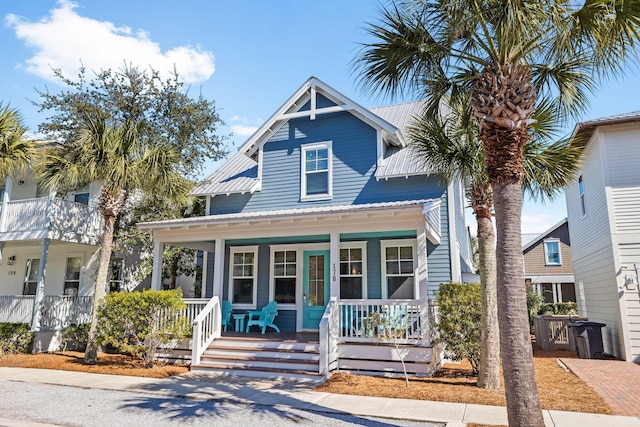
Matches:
[303,250,330,330]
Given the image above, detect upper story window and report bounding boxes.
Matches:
[381,239,417,299]
[340,244,367,299]
[229,246,258,308]
[578,175,586,216]
[301,142,332,201]
[544,240,562,266]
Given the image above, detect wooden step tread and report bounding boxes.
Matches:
[192,363,322,376]
[219,335,319,344]
[207,344,319,354]
[200,354,319,365]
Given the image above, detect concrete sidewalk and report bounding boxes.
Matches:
[1,367,639,427]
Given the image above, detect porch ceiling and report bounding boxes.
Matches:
[139,199,438,243]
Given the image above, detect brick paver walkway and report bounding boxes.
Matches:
[559,358,640,417]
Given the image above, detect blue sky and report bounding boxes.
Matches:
[2,1,639,234]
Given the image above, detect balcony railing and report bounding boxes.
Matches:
[0,197,103,242]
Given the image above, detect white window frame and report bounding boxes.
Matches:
[339,241,367,300]
[109,257,125,292]
[380,239,418,299]
[228,246,259,309]
[300,141,332,201]
[269,246,299,309]
[23,257,40,296]
[64,253,84,296]
[578,175,587,216]
[543,239,562,266]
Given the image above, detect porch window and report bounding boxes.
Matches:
[229,246,258,308]
[109,258,124,292]
[273,250,296,304]
[381,239,416,299]
[544,240,561,266]
[64,257,82,296]
[23,258,40,295]
[301,142,332,200]
[340,244,366,299]
[74,192,90,205]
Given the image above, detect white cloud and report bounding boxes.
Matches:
[5,0,214,83]
[228,116,261,137]
[231,124,259,137]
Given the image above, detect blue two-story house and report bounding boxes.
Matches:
[140,77,474,378]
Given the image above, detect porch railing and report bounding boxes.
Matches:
[0,296,35,323]
[40,296,93,329]
[191,296,221,365]
[319,296,339,378]
[337,299,424,345]
[0,295,93,328]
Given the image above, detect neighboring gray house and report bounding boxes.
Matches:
[522,219,576,304]
[565,112,640,362]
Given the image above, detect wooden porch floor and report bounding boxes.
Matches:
[220,331,320,343]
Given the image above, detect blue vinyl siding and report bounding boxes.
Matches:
[299,93,337,111]
[427,192,452,297]
[210,111,446,215]
[453,180,473,273]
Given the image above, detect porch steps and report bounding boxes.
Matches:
[191,336,322,382]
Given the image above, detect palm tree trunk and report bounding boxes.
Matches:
[83,212,117,363]
[493,182,543,427]
[475,207,500,390]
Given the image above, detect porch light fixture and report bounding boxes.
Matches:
[7,255,15,265]
[624,275,638,290]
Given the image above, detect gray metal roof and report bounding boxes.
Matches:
[139,198,434,230]
[195,99,432,195]
[372,101,433,178]
[191,152,259,196]
[521,233,540,248]
[371,101,425,136]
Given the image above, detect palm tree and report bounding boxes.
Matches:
[0,103,35,181]
[356,2,640,424]
[37,112,190,363]
[409,101,582,390]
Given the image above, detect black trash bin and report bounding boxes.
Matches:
[568,321,606,359]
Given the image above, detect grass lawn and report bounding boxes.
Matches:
[0,346,610,416]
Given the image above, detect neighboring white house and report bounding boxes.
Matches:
[0,169,104,331]
[565,111,640,362]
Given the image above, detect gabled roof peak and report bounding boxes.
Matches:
[238,76,405,157]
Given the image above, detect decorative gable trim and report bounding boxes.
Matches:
[239,76,405,160]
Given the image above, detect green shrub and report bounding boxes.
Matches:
[538,302,578,316]
[96,289,190,367]
[62,323,90,351]
[435,282,481,374]
[0,323,34,355]
[526,282,544,328]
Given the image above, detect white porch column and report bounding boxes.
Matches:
[30,238,50,331]
[212,238,225,298]
[0,178,13,232]
[200,251,208,298]
[330,232,340,298]
[417,228,430,344]
[150,241,164,290]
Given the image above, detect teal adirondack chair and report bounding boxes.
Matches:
[246,301,280,334]
[222,300,233,332]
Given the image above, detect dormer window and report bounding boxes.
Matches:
[544,239,562,266]
[301,142,332,201]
